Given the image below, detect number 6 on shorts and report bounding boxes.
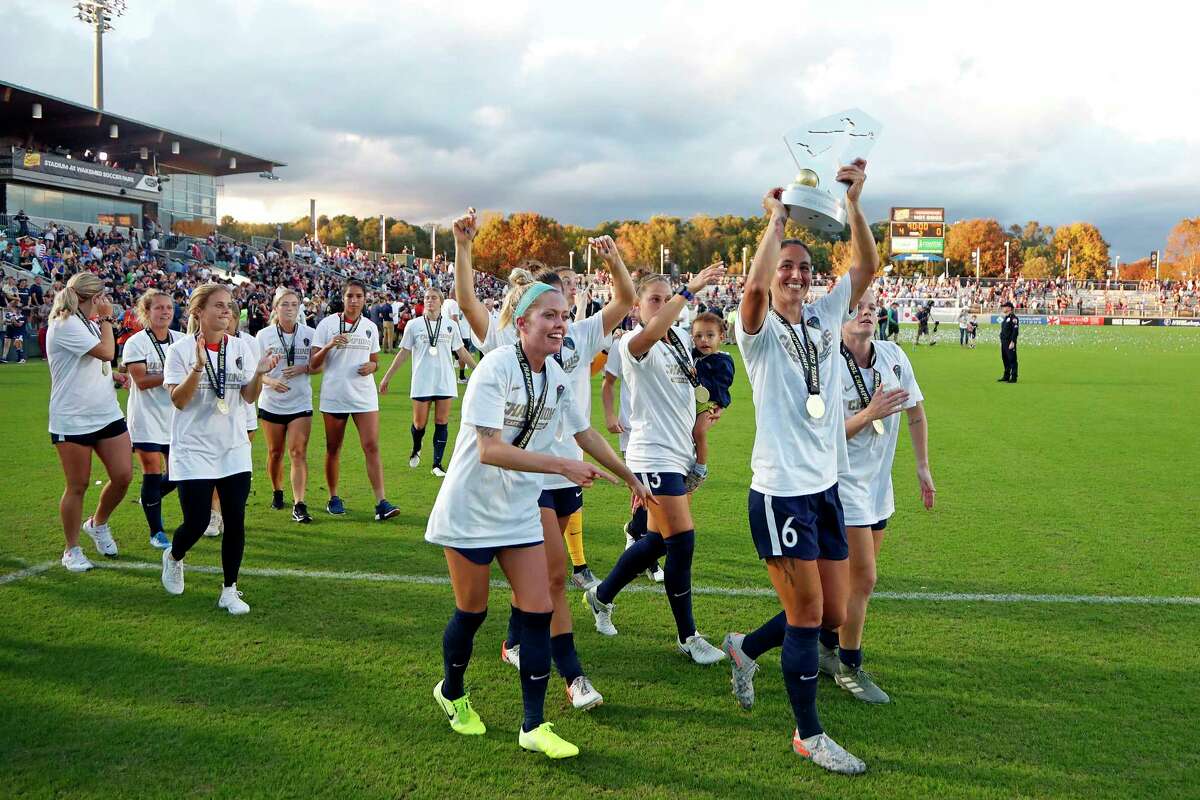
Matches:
[747,488,848,562]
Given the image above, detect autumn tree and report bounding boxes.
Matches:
[945,218,1009,277]
[1164,217,1200,281]
[473,212,569,274]
[1051,222,1110,281]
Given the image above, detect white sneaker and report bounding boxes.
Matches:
[431,466,446,478]
[218,584,250,615]
[408,454,420,468]
[61,546,94,573]
[678,633,726,665]
[583,587,617,636]
[161,548,184,595]
[82,517,118,557]
[500,641,521,670]
[203,511,222,538]
[566,675,604,711]
[793,730,867,775]
[650,564,665,583]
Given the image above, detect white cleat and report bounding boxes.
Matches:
[161,548,184,595]
[61,546,94,573]
[723,632,759,709]
[566,675,604,711]
[431,466,446,478]
[582,587,617,636]
[218,584,250,615]
[203,511,222,538]
[408,454,420,468]
[500,641,521,670]
[678,633,726,665]
[82,517,118,558]
[792,730,867,776]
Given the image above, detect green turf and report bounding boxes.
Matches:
[1,325,1198,799]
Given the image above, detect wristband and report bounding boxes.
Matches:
[677,288,694,301]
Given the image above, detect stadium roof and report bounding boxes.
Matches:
[0,80,285,177]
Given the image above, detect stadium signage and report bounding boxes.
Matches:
[15,148,159,193]
[890,208,945,257]
[891,207,944,223]
[891,221,945,238]
[1165,318,1200,327]
[1048,315,1104,326]
[1108,317,1158,326]
[990,314,1049,325]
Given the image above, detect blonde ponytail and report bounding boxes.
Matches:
[497,268,536,330]
[50,273,104,322]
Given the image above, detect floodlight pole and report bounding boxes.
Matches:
[93,20,104,109]
[380,214,386,256]
[75,2,127,111]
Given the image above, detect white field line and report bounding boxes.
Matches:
[3,559,1199,607]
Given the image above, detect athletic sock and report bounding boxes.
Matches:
[518,610,553,732]
[781,624,823,739]
[550,632,584,684]
[818,627,841,651]
[663,530,696,641]
[458,366,466,380]
[160,474,177,497]
[505,605,521,650]
[432,423,448,466]
[442,608,487,701]
[627,505,648,541]
[563,510,586,568]
[141,473,164,533]
[410,425,426,456]
[839,647,863,671]
[596,531,665,605]
[742,610,787,660]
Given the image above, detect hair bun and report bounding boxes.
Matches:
[508,268,535,287]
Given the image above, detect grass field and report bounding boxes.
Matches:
[2,325,1198,799]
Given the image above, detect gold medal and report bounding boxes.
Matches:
[872,418,885,435]
[695,385,710,403]
[806,394,826,419]
[216,398,230,415]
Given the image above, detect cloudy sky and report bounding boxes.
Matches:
[4,0,1196,258]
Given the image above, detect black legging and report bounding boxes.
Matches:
[171,472,252,587]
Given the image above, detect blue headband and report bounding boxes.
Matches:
[514,282,558,318]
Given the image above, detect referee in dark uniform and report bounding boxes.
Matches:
[998,301,1019,383]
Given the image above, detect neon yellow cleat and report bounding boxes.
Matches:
[433,681,486,736]
[518,722,579,759]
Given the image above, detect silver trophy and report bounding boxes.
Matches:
[781,109,882,233]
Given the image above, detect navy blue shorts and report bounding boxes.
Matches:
[412,395,453,403]
[748,485,848,561]
[636,471,687,497]
[451,539,541,565]
[871,517,888,532]
[50,418,127,447]
[132,441,169,454]
[538,487,584,517]
[259,408,313,425]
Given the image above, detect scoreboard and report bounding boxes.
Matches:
[890,207,945,256]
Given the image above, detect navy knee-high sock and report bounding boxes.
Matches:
[742,610,787,660]
[160,474,176,498]
[596,531,665,605]
[781,624,823,739]
[518,610,553,732]
[505,605,521,649]
[819,627,841,651]
[627,505,648,540]
[551,632,584,683]
[663,531,696,641]
[442,608,487,701]
[410,425,426,456]
[141,473,164,533]
[432,423,449,466]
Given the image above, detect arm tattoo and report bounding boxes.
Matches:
[475,426,498,439]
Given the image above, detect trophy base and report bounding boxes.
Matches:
[781,185,847,234]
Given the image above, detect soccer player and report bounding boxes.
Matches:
[256,288,317,523]
[122,289,184,549]
[426,278,651,758]
[582,266,728,665]
[308,279,400,520]
[378,287,477,477]
[46,273,132,572]
[721,162,876,775]
[998,301,1019,382]
[3,298,26,363]
[817,289,935,703]
[160,284,278,614]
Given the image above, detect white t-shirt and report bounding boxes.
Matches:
[312,314,381,413]
[255,323,316,415]
[619,324,697,475]
[122,328,185,444]
[401,315,464,398]
[604,334,633,452]
[163,334,255,480]
[735,276,855,497]
[838,340,923,525]
[441,298,472,342]
[425,346,588,549]
[480,314,518,354]
[46,315,123,436]
[543,313,606,490]
[237,330,261,430]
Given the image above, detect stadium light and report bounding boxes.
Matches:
[74,1,126,109]
[32,102,42,119]
[228,157,237,169]
[139,146,148,160]
[97,150,108,161]
[171,140,180,155]
[109,123,118,138]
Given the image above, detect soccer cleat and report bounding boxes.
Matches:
[649,563,664,583]
[833,662,891,704]
[818,642,840,677]
[271,490,286,510]
[678,633,726,665]
[161,548,184,595]
[624,527,634,550]
[203,511,222,537]
[149,531,171,550]
[500,641,521,670]
[582,587,617,636]
[82,517,118,557]
[218,584,250,615]
[374,499,400,521]
[61,546,94,573]
[326,496,346,516]
[518,722,579,759]
[792,730,867,775]
[566,675,603,711]
[433,681,486,735]
[723,632,759,709]
[408,453,420,468]
[570,567,600,591]
[292,503,313,523]
[431,465,447,478]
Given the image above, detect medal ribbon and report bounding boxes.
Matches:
[771,309,820,396]
[339,314,361,336]
[423,315,442,350]
[513,343,550,450]
[149,332,170,369]
[662,328,700,389]
[840,343,880,409]
[277,324,297,366]
[202,335,227,400]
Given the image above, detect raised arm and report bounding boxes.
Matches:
[451,209,489,342]
[740,189,788,335]
[906,401,935,509]
[601,372,623,433]
[627,263,726,358]
[840,159,878,308]
[591,235,635,335]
